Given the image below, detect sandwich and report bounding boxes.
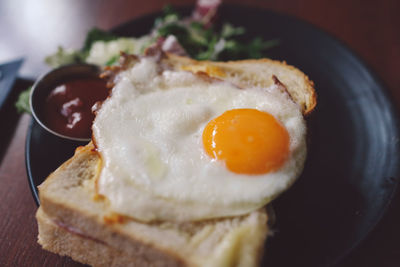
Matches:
[36,50,316,266]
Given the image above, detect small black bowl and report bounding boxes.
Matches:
[29,63,101,142]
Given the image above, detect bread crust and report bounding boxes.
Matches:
[165,54,316,115]
[37,208,184,267]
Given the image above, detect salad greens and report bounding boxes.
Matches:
[154,5,278,61]
[82,28,119,55]
[45,28,120,68]
[15,86,31,114]
[17,4,279,114]
[46,5,279,67]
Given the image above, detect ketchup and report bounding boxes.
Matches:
[43,78,108,139]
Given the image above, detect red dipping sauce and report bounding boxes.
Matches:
[43,78,109,139]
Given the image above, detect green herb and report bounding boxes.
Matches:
[44,46,83,68]
[15,87,31,114]
[82,28,118,55]
[154,4,180,27]
[158,23,188,38]
[221,38,280,60]
[195,35,218,60]
[188,22,210,46]
[163,4,179,18]
[221,23,245,38]
[105,55,120,66]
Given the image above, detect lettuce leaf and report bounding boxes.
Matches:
[15,87,31,114]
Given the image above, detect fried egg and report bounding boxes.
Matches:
[93,57,307,222]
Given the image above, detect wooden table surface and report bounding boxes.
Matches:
[1,0,399,266]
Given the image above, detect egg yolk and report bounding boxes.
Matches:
[202,109,290,174]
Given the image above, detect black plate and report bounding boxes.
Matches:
[26,4,400,267]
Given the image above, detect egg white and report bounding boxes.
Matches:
[93,57,307,222]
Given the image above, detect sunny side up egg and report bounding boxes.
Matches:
[92,57,307,222]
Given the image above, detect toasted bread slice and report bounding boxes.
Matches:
[166,54,316,115]
[36,54,316,266]
[37,143,269,267]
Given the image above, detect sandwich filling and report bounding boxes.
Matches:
[92,55,306,222]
